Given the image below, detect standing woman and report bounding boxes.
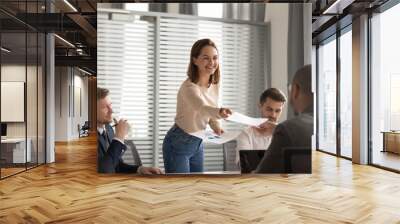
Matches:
[162,39,232,173]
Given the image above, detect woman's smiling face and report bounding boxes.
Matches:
[193,45,219,76]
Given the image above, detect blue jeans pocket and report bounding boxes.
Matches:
[162,125,203,173]
[170,132,194,146]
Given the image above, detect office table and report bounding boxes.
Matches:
[382,131,400,154]
[164,171,241,176]
[1,138,31,164]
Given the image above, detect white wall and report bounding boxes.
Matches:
[312,45,317,150]
[1,65,26,139]
[167,3,179,13]
[304,5,312,66]
[265,4,289,122]
[54,67,89,141]
[1,65,41,137]
[352,15,369,164]
[72,74,89,138]
[55,67,68,141]
[46,32,55,163]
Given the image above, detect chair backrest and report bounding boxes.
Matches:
[123,139,142,166]
[82,121,90,130]
[222,140,240,171]
[283,147,311,173]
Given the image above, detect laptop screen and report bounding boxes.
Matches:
[1,123,7,137]
[239,150,266,173]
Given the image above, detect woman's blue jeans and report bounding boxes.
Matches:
[162,124,204,173]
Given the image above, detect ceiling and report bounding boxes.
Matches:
[311,0,390,43]
[0,0,394,75]
[0,0,97,74]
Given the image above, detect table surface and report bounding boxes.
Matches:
[164,171,242,175]
[1,138,28,143]
[381,131,400,134]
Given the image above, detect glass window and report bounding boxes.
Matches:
[340,29,352,158]
[0,1,46,179]
[198,3,223,18]
[122,3,224,18]
[318,37,337,154]
[125,3,148,12]
[1,32,28,177]
[371,3,400,171]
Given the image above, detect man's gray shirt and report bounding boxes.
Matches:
[255,106,313,173]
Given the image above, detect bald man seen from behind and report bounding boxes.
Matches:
[255,64,313,173]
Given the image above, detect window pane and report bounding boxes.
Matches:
[198,3,223,18]
[1,31,28,177]
[318,37,337,154]
[371,3,400,171]
[340,29,352,158]
[125,3,148,12]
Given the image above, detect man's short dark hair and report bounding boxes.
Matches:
[97,87,109,101]
[292,64,312,95]
[259,88,287,104]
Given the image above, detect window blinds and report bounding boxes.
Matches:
[98,12,156,165]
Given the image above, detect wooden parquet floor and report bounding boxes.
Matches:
[1,167,26,178]
[1,135,400,223]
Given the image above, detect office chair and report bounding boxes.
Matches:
[222,140,240,171]
[283,147,311,173]
[78,121,90,138]
[123,139,143,166]
[82,121,90,131]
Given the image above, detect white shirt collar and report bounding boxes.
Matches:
[97,125,106,135]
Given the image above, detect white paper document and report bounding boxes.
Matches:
[190,130,241,145]
[226,112,268,127]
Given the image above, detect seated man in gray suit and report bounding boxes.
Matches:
[97,87,163,174]
[255,64,313,173]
